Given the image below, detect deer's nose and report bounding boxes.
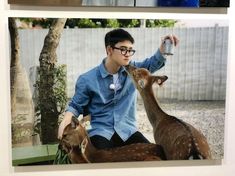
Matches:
[124,64,137,72]
[124,65,130,70]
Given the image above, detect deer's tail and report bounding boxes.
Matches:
[188,141,204,160]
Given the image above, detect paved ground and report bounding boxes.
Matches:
[136,99,225,160]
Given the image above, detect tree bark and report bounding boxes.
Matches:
[9,18,20,113]
[39,18,67,144]
[9,18,35,146]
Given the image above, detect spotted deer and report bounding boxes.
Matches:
[60,115,166,163]
[125,64,212,160]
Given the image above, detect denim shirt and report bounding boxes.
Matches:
[67,49,166,141]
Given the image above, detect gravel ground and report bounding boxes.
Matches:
[136,99,225,160]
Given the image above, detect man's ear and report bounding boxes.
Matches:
[152,75,168,86]
[106,45,113,55]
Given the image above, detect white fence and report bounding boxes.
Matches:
[19,26,228,100]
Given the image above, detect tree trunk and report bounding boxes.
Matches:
[9,17,20,113]
[9,18,35,147]
[39,18,67,144]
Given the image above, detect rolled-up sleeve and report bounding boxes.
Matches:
[66,76,90,117]
[132,49,166,73]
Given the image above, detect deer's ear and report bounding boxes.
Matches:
[153,76,168,86]
[138,79,146,89]
[81,137,88,154]
[84,121,92,130]
[80,114,92,130]
[83,114,91,122]
[71,116,79,128]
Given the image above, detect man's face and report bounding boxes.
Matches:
[108,40,135,66]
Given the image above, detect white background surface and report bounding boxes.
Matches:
[1,0,235,175]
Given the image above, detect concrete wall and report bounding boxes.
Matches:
[19,26,228,100]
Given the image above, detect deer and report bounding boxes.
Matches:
[124,64,212,160]
[60,115,166,163]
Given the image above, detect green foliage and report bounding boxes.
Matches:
[77,19,101,28]
[53,145,72,164]
[34,65,67,135]
[105,19,120,28]
[18,18,177,29]
[69,18,140,28]
[118,19,140,28]
[146,19,177,28]
[53,65,68,113]
[19,18,54,28]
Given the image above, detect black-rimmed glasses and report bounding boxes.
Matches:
[112,46,136,56]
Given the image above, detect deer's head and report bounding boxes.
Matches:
[124,64,168,91]
[60,115,91,152]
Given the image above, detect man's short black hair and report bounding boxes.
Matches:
[105,28,134,47]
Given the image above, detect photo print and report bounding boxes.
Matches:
[8,0,230,7]
[9,17,228,166]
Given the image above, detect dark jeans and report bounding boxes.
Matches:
[90,131,150,149]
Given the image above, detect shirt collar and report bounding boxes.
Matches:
[99,58,126,78]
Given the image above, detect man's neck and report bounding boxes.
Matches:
[105,57,121,74]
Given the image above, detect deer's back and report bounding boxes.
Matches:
[90,143,166,162]
[153,115,211,160]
